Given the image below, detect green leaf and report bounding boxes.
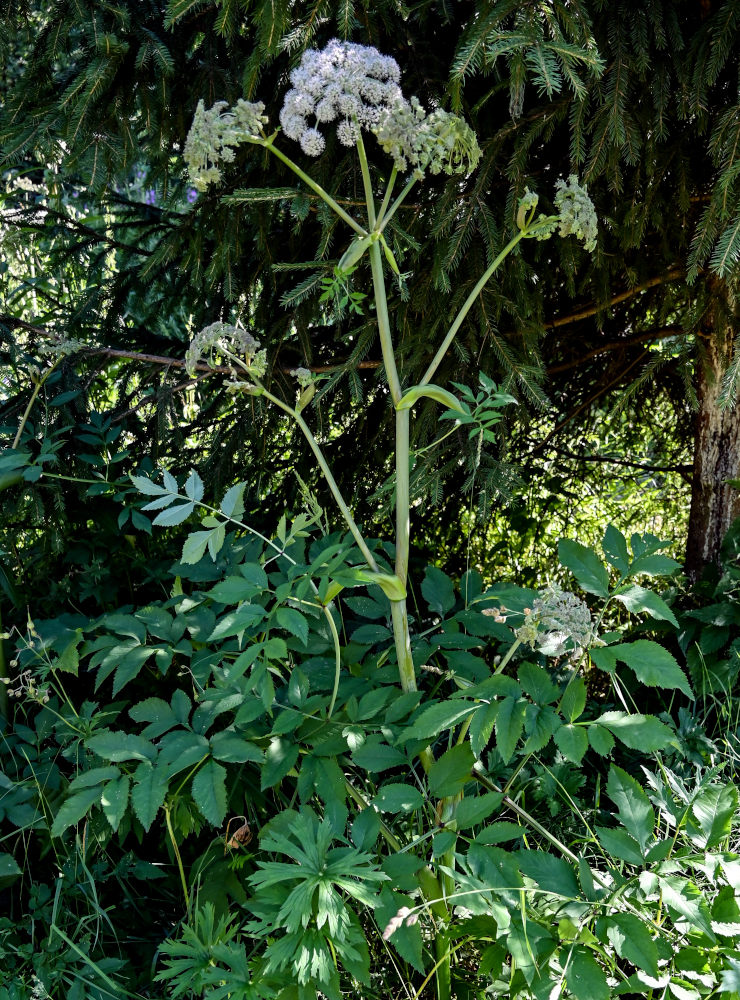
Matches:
[207,604,265,641]
[606,765,655,851]
[51,786,102,837]
[469,700,499,758]
[375,887,425,973]
[68,766,121,791]
[374,783,424,813]
[691,783,738,849]
[220,482,246,519]
[192,760,227,826]
[130,473,167,496]
[183,469,204,502]
[352,740,407,772]
[455,793,503,829]
[152,502,195,526]
[517,851,580,898]
[495,697,526,763]
[518,662,559,704]
[554,724,588,763]
[609,640,692,696]
[596,711,675,751]
[567,949,609,1000]
[129,698,177,739]
[55,635,81,675]
[363,571,406,601]
[602,524,630,574]
[522,704,560,753]
[629,553,682,577]
[604,913,659,977]
[261,738,299,790]
[587,724,615,756]
[558,539,610,598]
[404,701,477,741]
[86,732,156,763]
[428,744,475,797]
[210,732,263,764]
[101,776,130,833]
[131,764,169,832]
[595,826,645,865]
[396,384,466,414]
[612,585,678,627]
[659,877,715,940]
[559,677,587,721]
[421,566,456,616]
[112,646,157,696]
[180,530,211,565]
[276,607,309,646]
[208,576,263,604]
[0,853,21,880]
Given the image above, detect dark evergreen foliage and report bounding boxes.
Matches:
[0,0,738,611]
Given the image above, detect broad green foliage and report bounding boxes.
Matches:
[5,489,739,1000]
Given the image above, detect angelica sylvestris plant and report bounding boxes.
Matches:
[183,38,598,711]
[176,46,598,997]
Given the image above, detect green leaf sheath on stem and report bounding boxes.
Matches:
[396,384,465,413]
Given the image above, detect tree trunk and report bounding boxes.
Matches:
[685,284,740,582]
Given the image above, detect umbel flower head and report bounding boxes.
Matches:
[280,39,480,176]
[280,39,404,156]
[185,321,266,378]
[375,102,481,177]
[515,584,595,656]
[517,177,598,252]
[184,99,268,191]
[554,174,598,252]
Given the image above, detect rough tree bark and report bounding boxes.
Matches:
[685,282,740,582]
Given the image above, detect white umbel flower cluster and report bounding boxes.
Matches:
[184,99,268,191]
[280,39,403,156]
[185,321,266,377]
[279,39,481,177]
[515,584,595,656]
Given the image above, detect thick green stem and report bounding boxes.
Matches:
[394,408,410,582]
[260,387,378,572]
[434,930,452,1000]
[262,141,367,237]
[368,242,402,404]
